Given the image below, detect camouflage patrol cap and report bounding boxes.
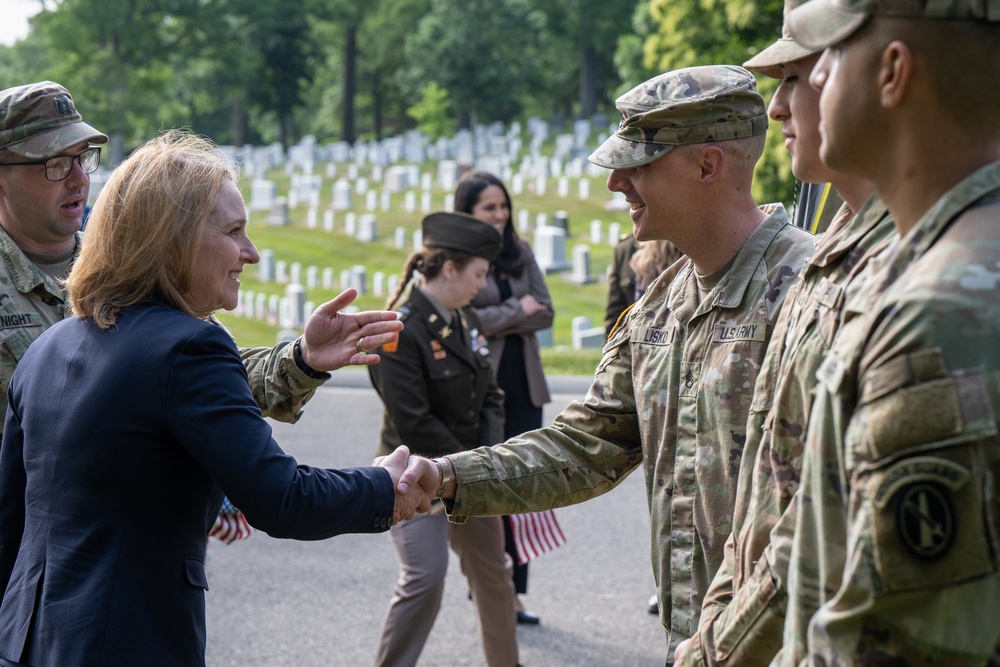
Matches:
[788,0,1000,50]
[0,81,108,159]
[744,0,818,79]
[588,65,768,170]
[422,211,502,261]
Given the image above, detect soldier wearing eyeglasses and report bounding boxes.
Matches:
[0,82,403,439]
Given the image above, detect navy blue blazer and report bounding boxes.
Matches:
[0,300,394,666]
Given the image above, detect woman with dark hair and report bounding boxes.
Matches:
[369,212,520,667]
[454,171,557,625]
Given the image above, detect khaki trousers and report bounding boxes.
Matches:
[374,511,519,667]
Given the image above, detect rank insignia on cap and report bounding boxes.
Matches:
[896,482,955,559]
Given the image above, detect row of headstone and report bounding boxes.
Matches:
[252,168,604,219]
[232,281,600,350]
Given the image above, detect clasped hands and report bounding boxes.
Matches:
[372,448,453,525]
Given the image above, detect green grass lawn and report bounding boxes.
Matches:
[218,163,627,377]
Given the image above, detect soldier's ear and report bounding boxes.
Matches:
[878,40,913,111]
[694,145,724,182]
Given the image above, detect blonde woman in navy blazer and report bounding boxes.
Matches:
[0,131,421,667]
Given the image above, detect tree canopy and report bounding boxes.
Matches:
[1,0,798,203]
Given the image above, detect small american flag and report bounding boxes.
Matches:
[508,510,566,565]
[209,497,254,544]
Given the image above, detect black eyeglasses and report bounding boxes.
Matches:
[0,146,102,182]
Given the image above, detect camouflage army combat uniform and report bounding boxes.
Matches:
[774,161,1000,664]
[677,196,895,667]
[0,226,326,432]
[448,207,813,656]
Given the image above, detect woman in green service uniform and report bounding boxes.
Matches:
[369,212,521,667]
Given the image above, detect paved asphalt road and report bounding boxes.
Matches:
[205,370,667,666]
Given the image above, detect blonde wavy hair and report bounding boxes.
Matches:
[67,130,237,329]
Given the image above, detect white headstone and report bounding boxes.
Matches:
[275,260,288,284]
[285,284,306,327]
[557,176,569,197]
[608,222,622,245]
[306,266,318,290]
[306,207,317,229]
[438,160,459,191]
[323,209,335,232]
[534,226,572,274]
[351,265,368,294]
[388,275,400,299]
[517,209,531,233]
[358,214,377,242]
[380,191,391,211]
[534,174,546,196]
[250,180,276,211]
[355,176,369,196]
[345,212,357,237]
[340,269,352,292]
[570,245,595,284]
[373,271,386,297]
[511,173,524,196]
[258,249,275,282]
[332,179,353,210]
[413,229,423,252]
[267,294,280,325]
[269,198,290,226]
[572,316,605,349]
[404,191,416,213]
[420,192,432,213]
[590,219,603,244]
[394,227,406,250]
[289,262,302,286]
[322,267,335,290]
[536,212,548,229]
[256,293,268,322]
[241,290,254,318]
[578,178,590,200]
[287,189,299,210]
[365,189,377,211]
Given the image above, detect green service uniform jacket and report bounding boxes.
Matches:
[370,286,505,459]
[443,205,814,658]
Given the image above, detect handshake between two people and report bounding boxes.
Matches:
[372,448,455,525]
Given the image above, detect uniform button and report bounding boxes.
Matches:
[468,410,475,418]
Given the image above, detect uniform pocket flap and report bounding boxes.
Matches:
[184,557,209,590]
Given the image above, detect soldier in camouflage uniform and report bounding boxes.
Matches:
[0,81,403,433]
[672,3,899,665]
[398,65,815,662]
[761,0,1000,662]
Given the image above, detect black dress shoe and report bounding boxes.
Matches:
[516,609,541,625]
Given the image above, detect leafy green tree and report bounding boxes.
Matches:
[533,0,637,118]
[641,0,794,205]
[405,0,541,129]
[407,82,455,141]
